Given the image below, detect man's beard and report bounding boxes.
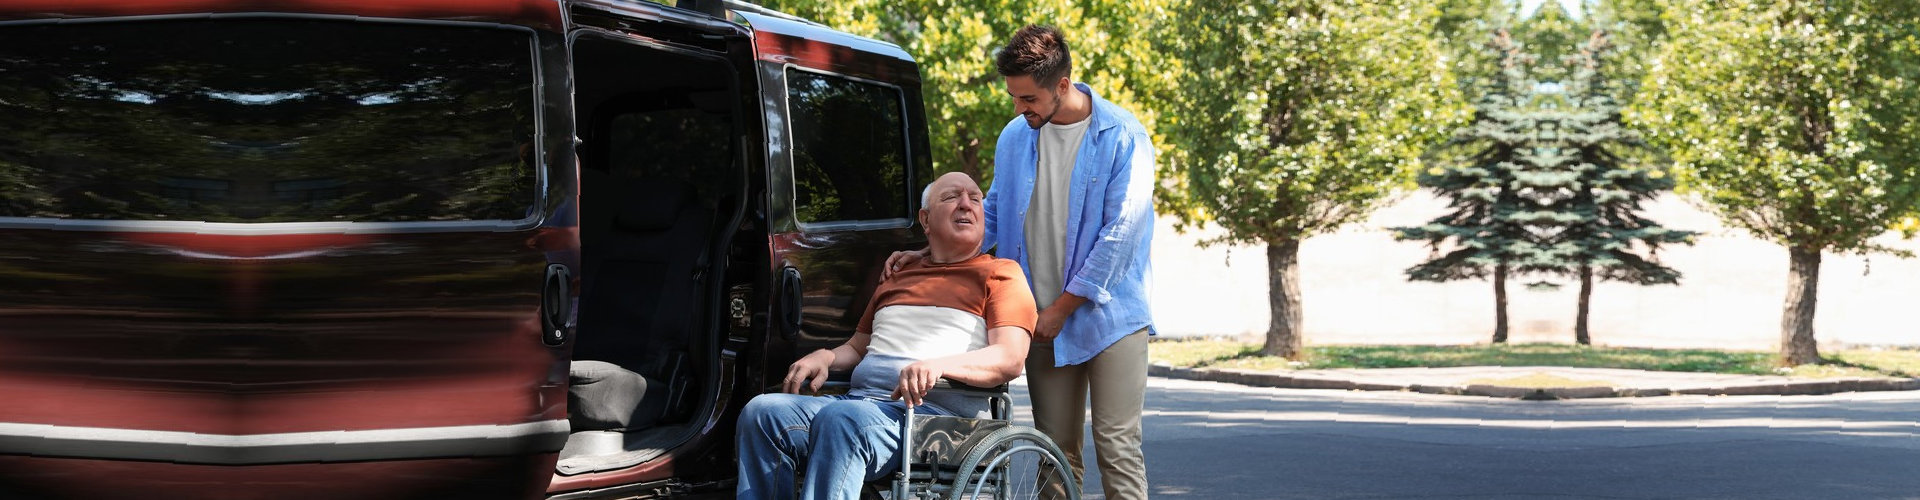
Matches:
[1026,91,1060,130]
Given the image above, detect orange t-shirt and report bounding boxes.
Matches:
[846,253,1036,410]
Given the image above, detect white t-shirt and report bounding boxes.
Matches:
[1024,115,1090,310]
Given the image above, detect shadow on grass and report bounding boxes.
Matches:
[1187,344,1269,369]
[1819,357,1919,378]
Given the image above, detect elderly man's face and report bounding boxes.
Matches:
[920,172,985,249]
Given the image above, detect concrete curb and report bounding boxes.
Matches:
[1148,364,1920,400]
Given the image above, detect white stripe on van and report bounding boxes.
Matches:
[0,419,569,465]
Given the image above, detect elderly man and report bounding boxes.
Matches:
[735,172,1037,500]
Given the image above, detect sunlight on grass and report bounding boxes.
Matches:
[1149,338,1920,378]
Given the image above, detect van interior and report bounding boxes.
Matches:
[559,32,743,475]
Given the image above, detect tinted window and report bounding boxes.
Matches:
[0,19,537,222]
[785,70,908,224]
[607,104,734,196]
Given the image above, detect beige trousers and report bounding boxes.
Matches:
[1026,328,1149,500]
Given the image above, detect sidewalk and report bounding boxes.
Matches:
[1149,364,1920,399]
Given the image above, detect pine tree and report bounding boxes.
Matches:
[1543,30,1697,345]
[1393,29,1544,344]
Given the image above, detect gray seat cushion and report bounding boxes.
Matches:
[568,360,667,431]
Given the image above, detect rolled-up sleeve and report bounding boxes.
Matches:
[1064,130,1155,306]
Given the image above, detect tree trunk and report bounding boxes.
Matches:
[1576,265,1593,345]
[1781,247,1823,366]
[1492,264,1509,344]
[1263,239,1304,359]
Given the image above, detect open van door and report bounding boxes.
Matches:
[738,8,938,392]
[542,1,757,497]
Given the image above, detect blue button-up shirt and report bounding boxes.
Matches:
[983,83,1157,366]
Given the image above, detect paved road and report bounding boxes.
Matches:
[1010,377,1920,500]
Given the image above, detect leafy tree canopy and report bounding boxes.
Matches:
[1629,0,1920,256]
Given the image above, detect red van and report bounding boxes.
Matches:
[0,1,933,498]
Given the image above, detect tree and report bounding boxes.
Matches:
[1157,1,1468,358]
[1629,0,1920,365]
[1393,29,1543,344]
[753,0,1176,184]
[1434,0,1521,93]
[1546,30,1696,345]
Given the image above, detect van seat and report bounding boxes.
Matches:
[571,175,714,431]
[567,360,665,431]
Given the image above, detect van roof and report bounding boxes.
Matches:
[731,7,918,84]
[0,0,567,30]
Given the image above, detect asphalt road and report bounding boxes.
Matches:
[1010,377,1920,500]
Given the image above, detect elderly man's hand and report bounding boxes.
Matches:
[891,360,947,407]
[782,349,834,395]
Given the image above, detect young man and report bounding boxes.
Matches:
[887,24,1157,500]
[736,172,1036,500]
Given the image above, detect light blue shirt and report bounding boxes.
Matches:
[983,83,1156,366]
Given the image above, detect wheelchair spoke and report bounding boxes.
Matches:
[947,428,1079,500]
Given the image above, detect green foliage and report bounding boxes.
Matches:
[1393,29,1542,282]
[1154,1,1468,245]
[1586,0,1666,91]
[1435,0,1521,95]
[1547,30,1696,284]
[1629,0,1920,256]
[1510,1,1580,82]
[752,0,1176,185]
[1400,11,1694,288]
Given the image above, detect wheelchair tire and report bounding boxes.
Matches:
[943,427,1079,500]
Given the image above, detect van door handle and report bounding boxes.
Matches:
[778,267,802,340]
[541,264,572,346]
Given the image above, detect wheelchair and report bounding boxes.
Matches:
[864,380,1081,500]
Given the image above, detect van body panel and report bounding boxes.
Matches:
[0,8,573,499]
[0,229,567,435]
[0,1,932,497]
[0,455,559,500]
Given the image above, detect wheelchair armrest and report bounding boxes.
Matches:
[764,371,854,395]
[930,379,1008,395]
[928,379,1012,421]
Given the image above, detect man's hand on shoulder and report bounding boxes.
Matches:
[782,349,834,395]
[880,248,929,282]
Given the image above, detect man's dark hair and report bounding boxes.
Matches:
[995,25,1071,84]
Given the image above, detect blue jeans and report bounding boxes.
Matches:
[735,393,947,500]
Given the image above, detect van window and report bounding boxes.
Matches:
[785,69,908,224]
[0,19,537,222]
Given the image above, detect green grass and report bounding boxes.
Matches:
[1149,339,1920,379]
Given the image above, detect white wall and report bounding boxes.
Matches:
[1148,191,1920,350]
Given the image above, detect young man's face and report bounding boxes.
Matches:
[1004,74,1063,130]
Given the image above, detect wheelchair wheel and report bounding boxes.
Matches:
[944,427,1079,500]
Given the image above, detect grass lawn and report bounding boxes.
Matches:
[1149,338,1920,379]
